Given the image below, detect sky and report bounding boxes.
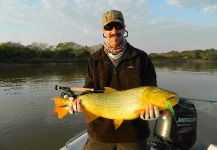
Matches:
[0,0,217,53]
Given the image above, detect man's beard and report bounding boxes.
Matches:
[109,33,121,38]
[108,33,124,46]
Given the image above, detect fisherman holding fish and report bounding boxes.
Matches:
[70,10,160,150]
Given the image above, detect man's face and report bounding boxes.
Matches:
[103,22,125,47]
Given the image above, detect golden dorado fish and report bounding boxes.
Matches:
[52,86,179,129]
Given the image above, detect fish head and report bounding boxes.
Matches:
[144,87,179,110]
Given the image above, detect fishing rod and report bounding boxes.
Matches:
[54,85,104,96]
[55,85,94,92]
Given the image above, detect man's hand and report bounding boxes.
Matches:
[140,104,160,121]
[68,97,82,114]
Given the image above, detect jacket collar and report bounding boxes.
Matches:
[92,43,139,61]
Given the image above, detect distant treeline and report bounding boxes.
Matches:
[0,41,217,63]
[0,42,92,63]
[149,49,217,61]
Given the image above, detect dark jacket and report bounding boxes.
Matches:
[84,43,157,143]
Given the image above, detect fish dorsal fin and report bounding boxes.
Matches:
[104,87,117,93]
[113,119,124,129]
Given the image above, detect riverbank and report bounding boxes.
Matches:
[1,41,217,64]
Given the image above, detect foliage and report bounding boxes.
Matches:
[149,48,217,61]
[1,41,216,63]
[0,41,91,63]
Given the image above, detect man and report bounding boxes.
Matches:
[70,10,159,150]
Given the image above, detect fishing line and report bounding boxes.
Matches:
[180,97,217,103]
[177,102,215,110]
[174,97,217,110]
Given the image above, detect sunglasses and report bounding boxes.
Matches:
[104,23,124,31]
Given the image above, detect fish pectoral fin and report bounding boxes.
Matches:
[54,107,69,119]
[104,87,117,93]
[113,119,124,129]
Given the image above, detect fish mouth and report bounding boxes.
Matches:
[167,95,179,105]
[167,95,178,101]
[167,95,177,99]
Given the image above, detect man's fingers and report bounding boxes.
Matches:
[68,97,83,114]
[68,97,75,114]
[141,105,160,121]
[140,110,145,120]
[73,103,77,112]
[69,108,74,114]
[154,106,160,119]
[149,104,154,119]
[76,99,81,112]
[68,97,74,101]
[145,105,149,120]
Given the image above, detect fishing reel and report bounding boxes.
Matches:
[55,85,76,98]
[61,90,76,98]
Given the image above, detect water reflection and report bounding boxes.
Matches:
[0,63,87,81]
[1,62,216,82]
[0,64,87,96]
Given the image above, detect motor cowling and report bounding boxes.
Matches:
[153,98,197,150]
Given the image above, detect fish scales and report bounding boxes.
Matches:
[78,87,148,119]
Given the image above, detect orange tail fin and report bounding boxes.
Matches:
[54,107,69,119]
[52,97,69,107]
[52,97,70,119]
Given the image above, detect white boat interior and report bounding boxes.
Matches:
[60,130,217,150]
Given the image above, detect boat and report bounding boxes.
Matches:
[60,130,217,150]
[60,130,87,150]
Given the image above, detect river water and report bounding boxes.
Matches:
[0,62,217,150]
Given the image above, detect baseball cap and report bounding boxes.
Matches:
[102,10,124,27]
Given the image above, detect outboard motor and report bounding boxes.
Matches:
[151,98,197,150]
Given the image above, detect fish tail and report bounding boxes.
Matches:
[166,100,177,123]
[51,97,70,119]
[54,107,69,119]
[52,97,68,107]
